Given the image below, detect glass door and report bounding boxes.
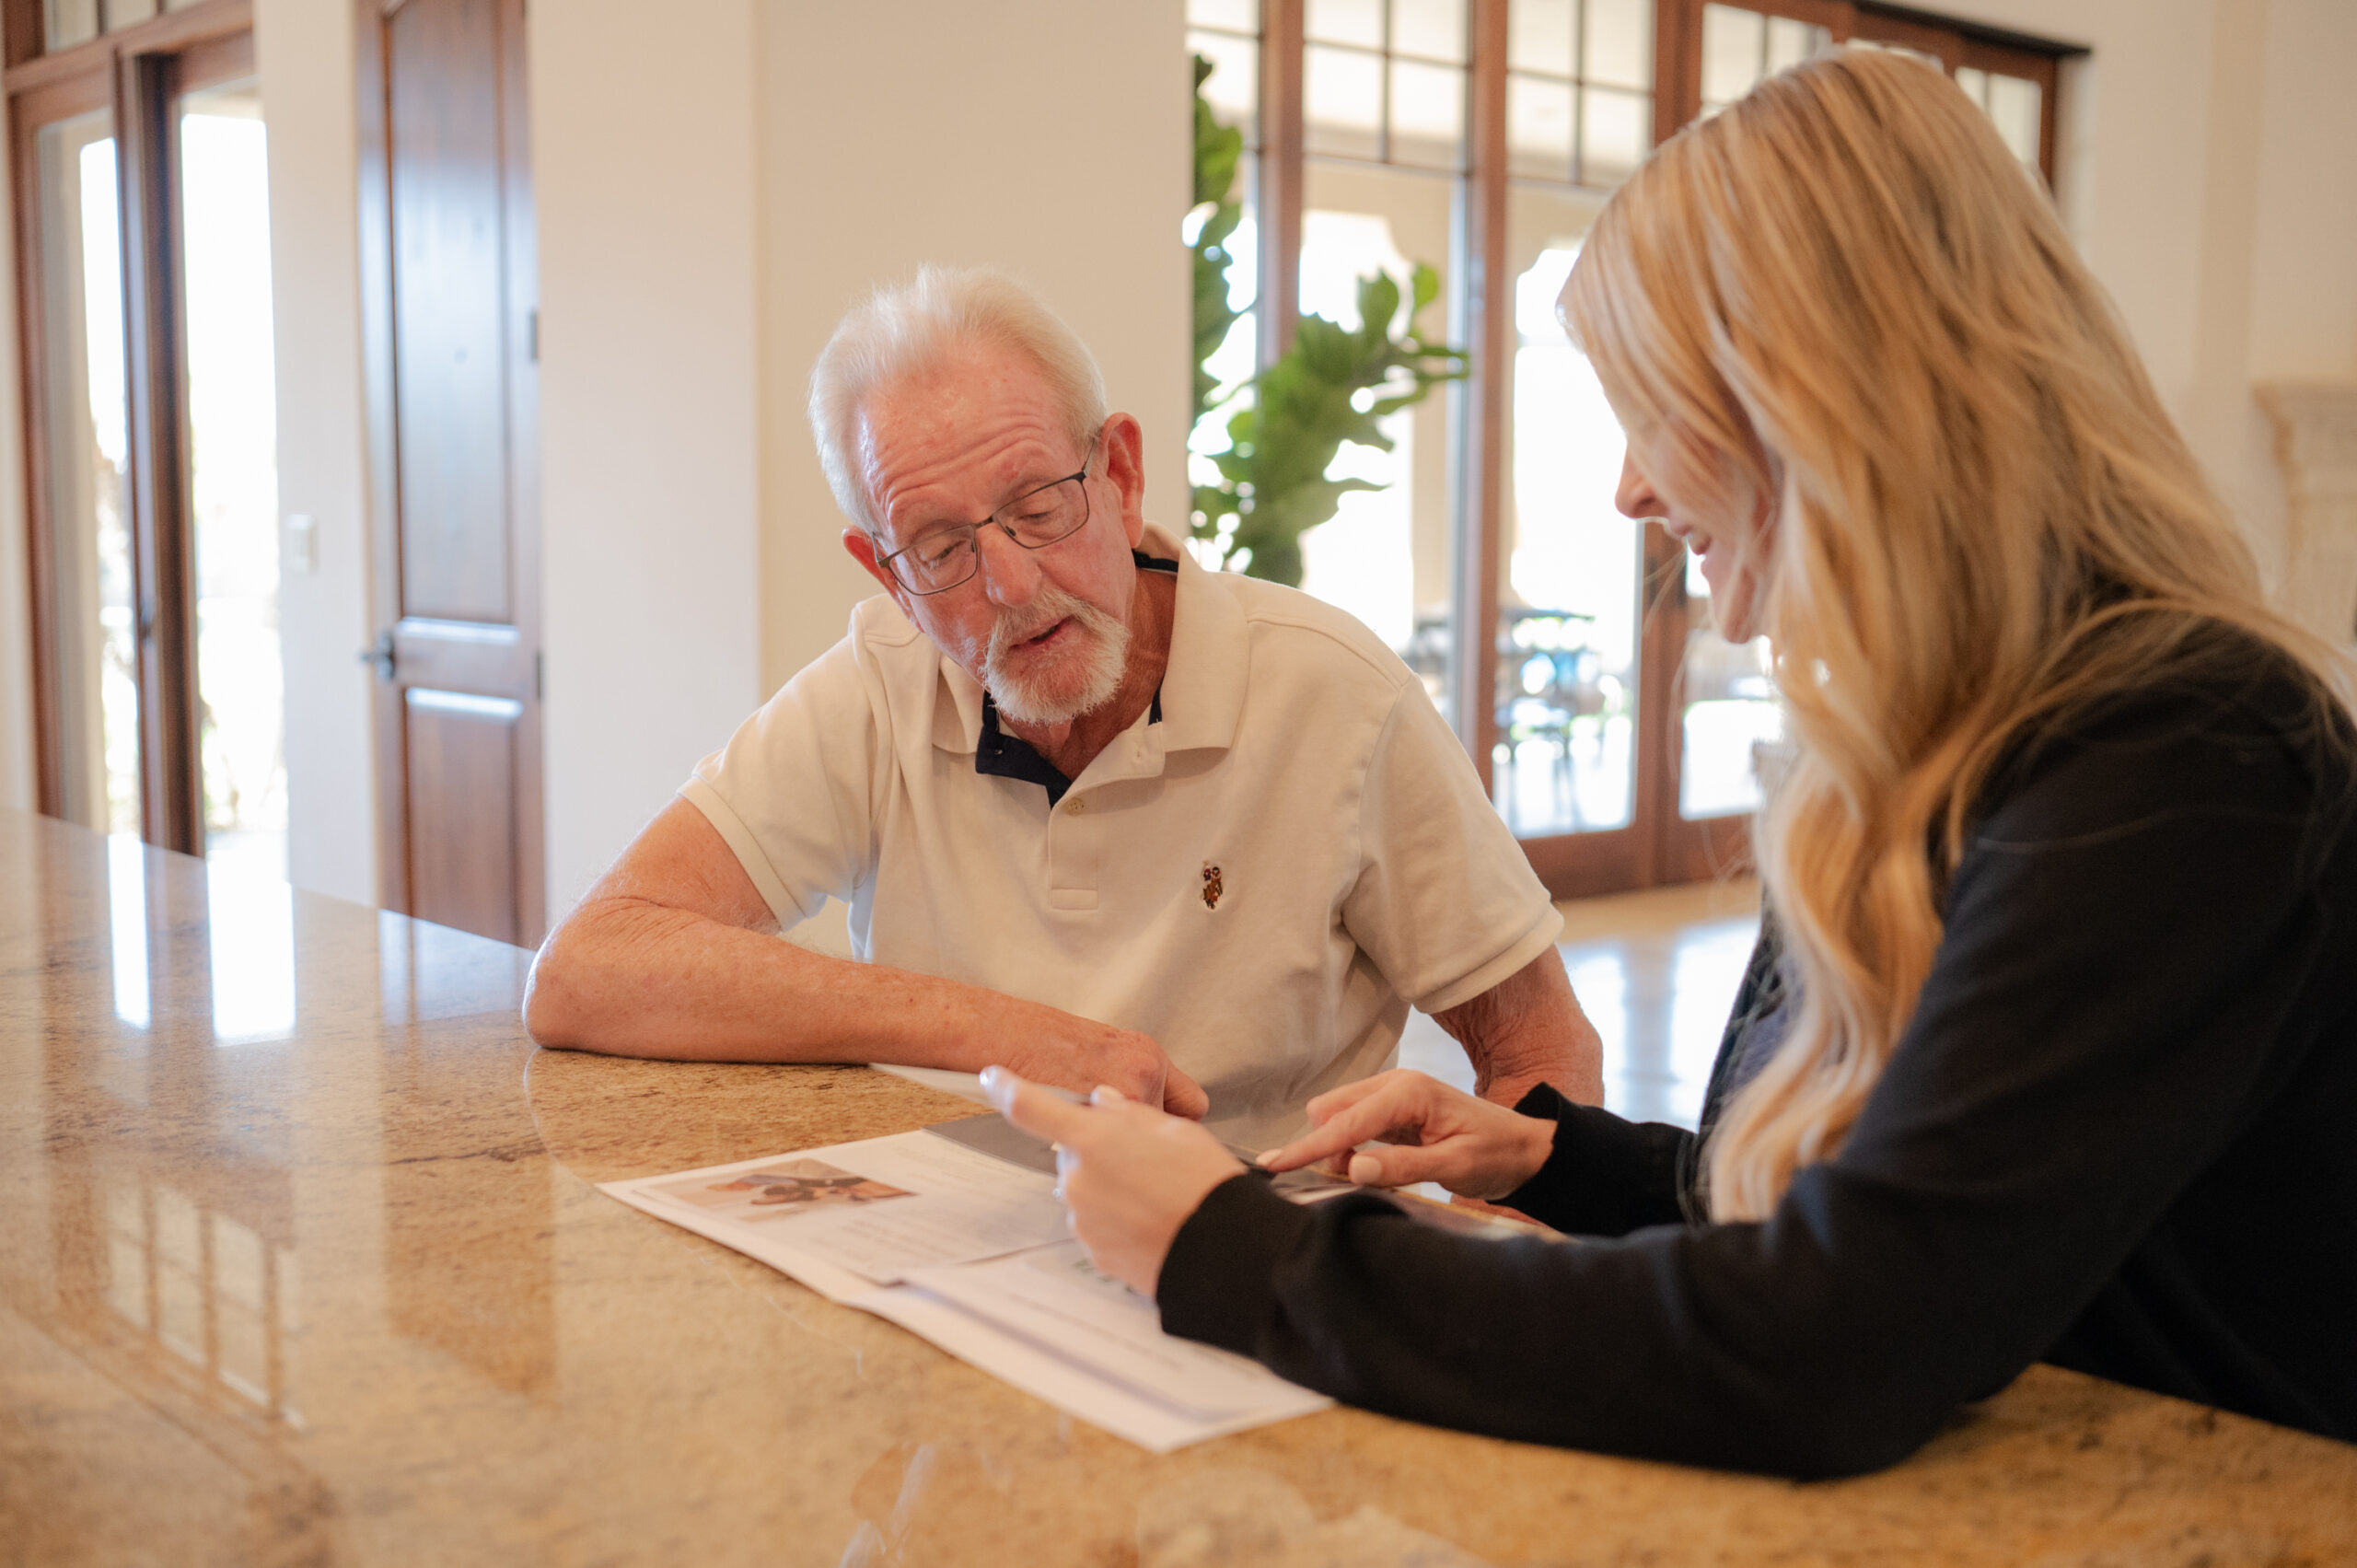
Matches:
[1486,0,1664,896]
[1186,0,2070,897]
[13,7,278,865]
[21,76,136,834]
[175,61,284,881]
[1292,0,1469,722]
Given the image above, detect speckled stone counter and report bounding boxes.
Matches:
[4,808,2352,1567]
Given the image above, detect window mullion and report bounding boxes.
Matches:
[1258,0,1305,366]
[1448,0,1509,786]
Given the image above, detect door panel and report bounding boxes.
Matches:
[402,688,522,943]
[359,0,543,947]
[387,0,509,626]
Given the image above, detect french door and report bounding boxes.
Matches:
[1189,0,2068,897]
[13,0,283,877]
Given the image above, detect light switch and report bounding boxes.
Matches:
[282,513,318,575]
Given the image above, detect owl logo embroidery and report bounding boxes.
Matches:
[1202,863,1224,910]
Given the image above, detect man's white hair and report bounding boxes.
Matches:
[808,265,1109,535]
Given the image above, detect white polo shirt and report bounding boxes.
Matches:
[682,525,1562,1146]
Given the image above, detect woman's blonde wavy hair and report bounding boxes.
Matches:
[1562,48,2356,1222]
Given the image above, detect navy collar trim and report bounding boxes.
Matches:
[972,550,1174,804]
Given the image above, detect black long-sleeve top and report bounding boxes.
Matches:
[1157,651,2357,1478]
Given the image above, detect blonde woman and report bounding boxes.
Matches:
[984,47,2357,1477]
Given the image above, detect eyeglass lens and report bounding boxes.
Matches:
[891,473,1091,594]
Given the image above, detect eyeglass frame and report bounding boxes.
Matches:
[870,432,1103,597]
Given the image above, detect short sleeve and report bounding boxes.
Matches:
[680,631,883,930]
[1341,682,1563,1013]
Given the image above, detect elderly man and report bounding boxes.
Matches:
[525,267,1602,1146]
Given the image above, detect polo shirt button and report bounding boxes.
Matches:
[1064,798,1086,816]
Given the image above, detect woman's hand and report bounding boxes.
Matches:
[1258,1069,1555,1201]
[980,1066,1244,1296]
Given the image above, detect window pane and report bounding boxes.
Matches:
[1498,207,1640,838]
[1190,29,1260,146]
[1954,64,1990,110]
[1701,3,1765,107]
[1307,0,1383,48]
[1986,72,2043,168]
[1306,43,1384,159]
[1583,0,1654,91]
[1508,73,1575,180]
[1389,57,1465,168]
[1510,0,1573,75]
[1579,86,1648,187]
[1764,16,1825,73]
[101,0,155,29]
[36,108,138,835]
[1391,0,1466,63]
[1188,155,1259,454]
[46,0,99,47]
[180,78,286,879]
[1296,163,1459,726]
[1187,0,1259,30]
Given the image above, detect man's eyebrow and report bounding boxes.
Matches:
[888,515,974,551]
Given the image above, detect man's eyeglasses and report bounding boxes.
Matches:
[874,435,1099,596]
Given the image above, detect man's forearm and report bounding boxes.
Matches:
[1436,949,1605,1107]
[522,897,1207,1114]
[525,897,1026,1068]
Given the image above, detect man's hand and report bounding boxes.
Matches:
[1434,948,1605,1108]
[1258,1069,1555,1201]
[990,1015,1210,1119]
[981,1068,1242,1296]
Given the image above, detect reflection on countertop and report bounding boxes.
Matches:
[4,808,2352,1568]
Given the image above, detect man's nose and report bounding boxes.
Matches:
[1614,451,1663,522]
[973,522,1044,605]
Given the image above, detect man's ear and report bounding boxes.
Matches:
[1099,412,1150,549]
[843,528,911,613]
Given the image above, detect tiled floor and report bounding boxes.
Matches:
[1397,878,1762,1130]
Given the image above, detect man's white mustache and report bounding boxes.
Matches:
[986,589,1109,667]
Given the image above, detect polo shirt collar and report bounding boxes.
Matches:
[929,525,1246,763]
[1154,524,1247,756]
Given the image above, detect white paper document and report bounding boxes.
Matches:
[598,1126,1332,1452]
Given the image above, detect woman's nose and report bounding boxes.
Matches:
[1614,451,1663,521]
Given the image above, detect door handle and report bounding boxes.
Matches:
[360,630,396,681]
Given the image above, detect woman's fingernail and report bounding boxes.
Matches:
[1092,1085,1126,1106]
[1256,1150,1281,1167]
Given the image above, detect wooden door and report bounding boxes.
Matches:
[356,0,543,947]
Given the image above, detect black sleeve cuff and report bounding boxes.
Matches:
[1498,1083,1696,1236]
[1155,1173,1319,1355]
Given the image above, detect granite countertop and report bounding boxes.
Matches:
[4,808,2351,1567]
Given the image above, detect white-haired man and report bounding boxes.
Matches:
[526,268,1602,1145]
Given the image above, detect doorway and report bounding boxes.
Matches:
[13,4,282,874]
[356,0,544,947]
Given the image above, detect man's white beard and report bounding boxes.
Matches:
[984,587,1130,726]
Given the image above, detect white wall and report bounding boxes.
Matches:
[1938,0,2357,587]
[530,0,767,913]
[255,0,377,905]
[753,0,1193,695]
